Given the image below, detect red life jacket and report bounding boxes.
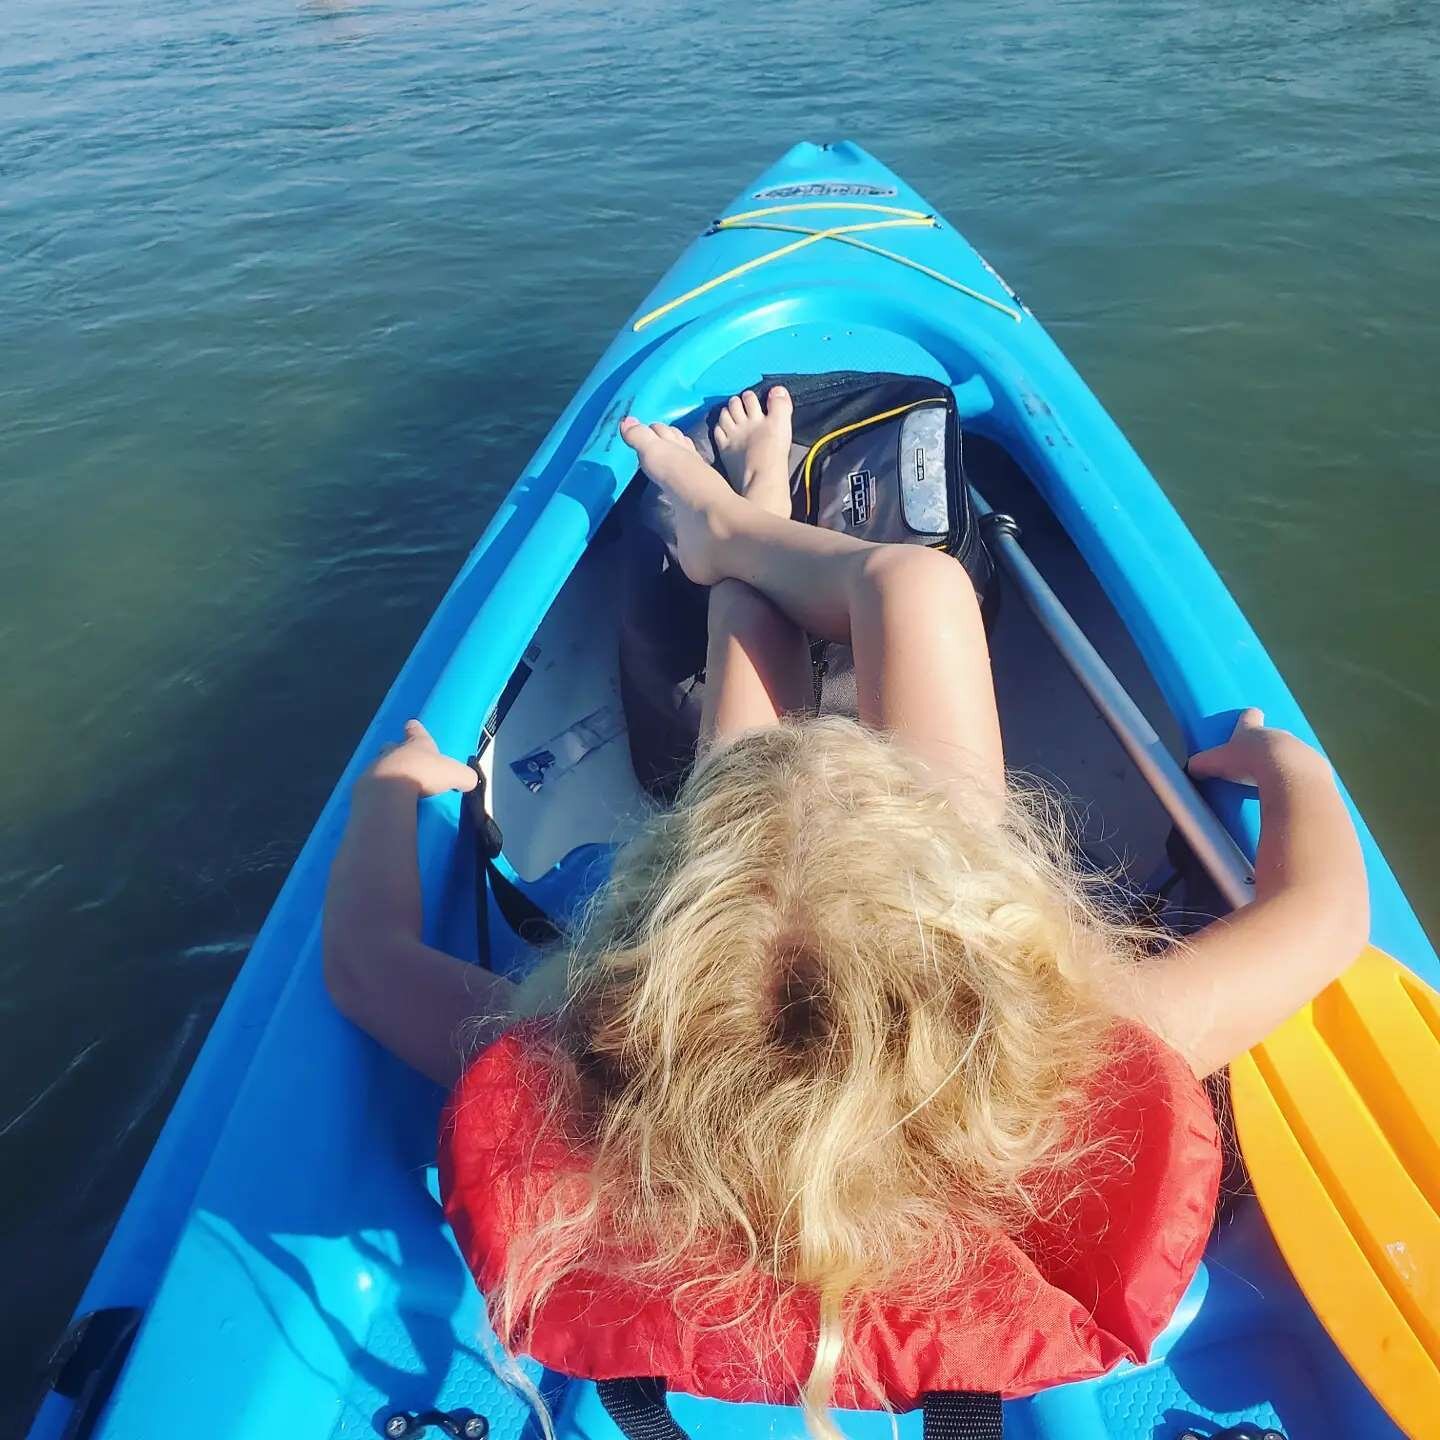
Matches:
[438,1022,1220,1409]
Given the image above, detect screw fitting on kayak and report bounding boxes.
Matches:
[980,510,1021,543]
[382,1410,489,1439]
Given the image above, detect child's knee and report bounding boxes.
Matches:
[708,578,789,636]
[857,544,975,612]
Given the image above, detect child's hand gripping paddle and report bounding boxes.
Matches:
[972,492,1440,1437]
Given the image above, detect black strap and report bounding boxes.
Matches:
[596,1380,1001,1440]
[596,1379,690,1440]
[922,1390,1004,1440]
[464,761,563,954]
[488,855,562,944]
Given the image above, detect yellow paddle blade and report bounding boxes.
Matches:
[1231,945,1440,1438]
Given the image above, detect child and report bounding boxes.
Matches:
[324,388,1368,1435]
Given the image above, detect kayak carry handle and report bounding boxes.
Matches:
[44,1306,141,1440]
[383,1410,488,1439]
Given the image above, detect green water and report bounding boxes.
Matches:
[3,0,1437,1425]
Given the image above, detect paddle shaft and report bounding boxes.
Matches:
[970,491,1256,911]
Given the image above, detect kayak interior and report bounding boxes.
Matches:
[476,413,1207,980]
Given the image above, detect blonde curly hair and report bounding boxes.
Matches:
[488,717,1148,1437]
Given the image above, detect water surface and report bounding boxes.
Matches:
[3,0,1437,1427]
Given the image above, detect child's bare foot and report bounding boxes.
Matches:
[713,386,794,519]
[619,417,743,586]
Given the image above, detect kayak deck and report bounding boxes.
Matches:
[38,142,1433,1440]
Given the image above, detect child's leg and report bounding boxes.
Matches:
[718,517,1003,808]
[699,579,813,749]
[652,390,816,752]
[621,417,1003,808]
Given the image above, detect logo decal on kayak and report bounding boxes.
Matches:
[752,182,898,200]
[845,469,876,527]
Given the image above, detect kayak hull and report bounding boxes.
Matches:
[32,141,1433,1440]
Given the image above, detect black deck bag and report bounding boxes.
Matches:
[620,371,996,800]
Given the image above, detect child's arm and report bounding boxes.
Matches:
[323,720,520,1088]
[1126,708,1370,1078]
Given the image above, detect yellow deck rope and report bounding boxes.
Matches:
[718,220,1024,324]
[631,218,931,332]
[631,211,1023,332]
[719,200,933,225]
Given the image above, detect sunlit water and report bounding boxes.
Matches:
[3,0,1437,1426]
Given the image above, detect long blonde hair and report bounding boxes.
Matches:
[489,718,1146,1436]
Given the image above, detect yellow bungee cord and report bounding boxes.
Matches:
[631,203,1023,332]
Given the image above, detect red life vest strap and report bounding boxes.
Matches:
[439,1022,1220,1409]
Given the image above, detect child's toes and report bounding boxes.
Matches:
[741,389,762,418]
[766,383,792,419]
[726,394,747,424]
[651,422,695,452]
[620,415,655,454]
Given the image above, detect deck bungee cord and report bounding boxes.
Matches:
[632,217,932,332]
[631,202,1023,332]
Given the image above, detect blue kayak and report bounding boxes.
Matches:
[33,141,1438,1440]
